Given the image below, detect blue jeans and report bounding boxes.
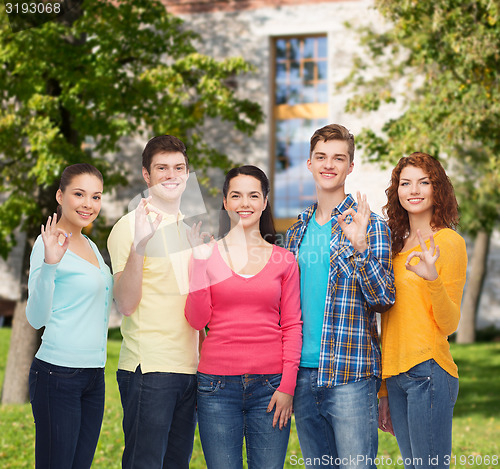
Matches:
[116,366,197,469]
[386,359,459,469]
[29,357,105,469]
[197,373,291,469]
[294,368,379,469]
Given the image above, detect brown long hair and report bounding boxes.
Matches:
[383,152,459,255]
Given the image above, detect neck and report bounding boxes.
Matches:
[56,217,83,237]
[407,212,435,238]
[224,223,265,247]
[316,187,346,221]
[149,196,181,216]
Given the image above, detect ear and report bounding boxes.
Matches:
[142,167,151,186]
[307,158,312,173]
[348,161,354,175]
[263,196,268,211]
[223,197,228,211]
[56,189,63,206]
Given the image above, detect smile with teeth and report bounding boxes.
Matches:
[162,182,180,189]
[77,211,92,218]
[320,172,337,178]
[237,211,253,218]
[407,198,424,203]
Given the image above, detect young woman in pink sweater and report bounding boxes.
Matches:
[378,153,467,469]
[185,165,302,469]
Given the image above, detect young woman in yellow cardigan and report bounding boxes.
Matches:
[378,152,467,469]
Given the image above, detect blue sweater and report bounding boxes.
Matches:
[26,235,113,368]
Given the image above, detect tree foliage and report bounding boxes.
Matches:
[339,0,500,235]
[0,0,263,258]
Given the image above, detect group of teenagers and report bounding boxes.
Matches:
[25,123,467,469]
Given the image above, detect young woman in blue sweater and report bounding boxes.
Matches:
[26,163,113,469]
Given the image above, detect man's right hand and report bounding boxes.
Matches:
[133,197,162,255]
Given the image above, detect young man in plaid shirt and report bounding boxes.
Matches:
[285,124,395,468]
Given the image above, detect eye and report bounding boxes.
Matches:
[231,194,239,199]
[93,195,101,200]
[75,192,83,197]
[400,182,409,186]
[421,180,430,185]
[176,166,183,171]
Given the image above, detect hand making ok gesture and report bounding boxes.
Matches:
[338,191,370,253]
[405,230,440,281]
[40,214,70,265]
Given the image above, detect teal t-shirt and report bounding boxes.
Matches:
[297,212,330,367]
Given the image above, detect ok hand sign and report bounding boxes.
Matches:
[338,192,370,253]
[405,230,439,281]
[41,214,70,265]
[187,221,216,260]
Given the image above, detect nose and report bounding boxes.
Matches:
[410,183,420,194]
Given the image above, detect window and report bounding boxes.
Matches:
[272,36,328,228]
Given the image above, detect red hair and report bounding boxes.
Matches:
[383,152,459,255]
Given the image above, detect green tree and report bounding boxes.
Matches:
[0,0,263,403]
[339,0,500,343]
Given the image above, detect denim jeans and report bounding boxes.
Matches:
[29,357,105,469]
[386,359,459,469]
[197,373,291,469]
[116,366,197,469]
[294,368,380,469]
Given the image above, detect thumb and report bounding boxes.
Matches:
[267,394,277,413]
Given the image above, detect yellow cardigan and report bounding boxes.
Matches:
[379,228,467,397]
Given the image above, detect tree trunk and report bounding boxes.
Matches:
[456,230,490,344]
[1,300,40,404]
[1,235,41,405]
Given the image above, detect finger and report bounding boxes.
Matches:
[429,233,436,254]
[267,394,276,413]
[434,245,440,260]
[416,229,428,251]
[405,251,421,265]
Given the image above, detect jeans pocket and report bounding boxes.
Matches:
[50,369,81,378]
[264,373,282,392]
[29,369,38,404]
[197,373,221,395]
[447,373,459,404]
[404,360,431,381]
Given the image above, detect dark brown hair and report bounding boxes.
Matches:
[219,165,276,244]
[309,124,355,163]
[142,135,188,174]
[383,152,459,255]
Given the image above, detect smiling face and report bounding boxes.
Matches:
[307,139,354,195]
[56,173,103,230]
[223,174,267,230]
[398,165,434,218]
[142,151,189,203]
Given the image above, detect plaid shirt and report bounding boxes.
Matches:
[285,194,395,387]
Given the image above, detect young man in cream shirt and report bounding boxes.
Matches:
[108,135,203,469]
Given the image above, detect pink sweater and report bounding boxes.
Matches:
[185,244,303,395]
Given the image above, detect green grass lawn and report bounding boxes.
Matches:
[0,327,499,468]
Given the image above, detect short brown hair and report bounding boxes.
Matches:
[142,135,189,173]
[310,124,355,163]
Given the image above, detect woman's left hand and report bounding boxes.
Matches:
[267,390,293,430]
[405,230,439,281]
